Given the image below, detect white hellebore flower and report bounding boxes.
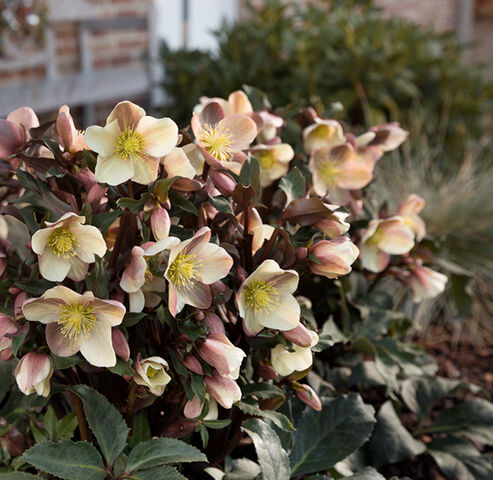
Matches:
[270,330,319,377]
[134,354,171,396]
[85,101,178,185]
[120,237,179,313]
[237,259,300,336]
[164,227,233,316]
[251,143,295,187]
[408,265,448,302]
[204,370,242,409]
[22,286,125,367]
[199,334,246,379]
[14,352,53,397]
[31,212,107,282]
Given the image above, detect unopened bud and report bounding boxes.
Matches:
[282,323,313,347]
[111,329,130,361]
[183,355,204,375]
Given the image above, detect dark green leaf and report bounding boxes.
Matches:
[241,383,285,400]
[56,412,78,440]
[108,358,134,376]
[237,401,294,432]
[368,401,426,467]
[70,385,129,464]
[51,353,81,370]
[127,466,186,480]
[208,194,235,215]
[154,176,181,203]
[21,440,106,480]
[122,312,147,328]
[290,394,375,476]
[126,437,206,472]
[85,257,110,299]
[169,190,198,215]
[279,167,305,205]
[242,418,290,480]
[92,209,122,233]
[128,411,151,449]
[0,473,44,479]
[0,362,12,404]
[239,155,261,202]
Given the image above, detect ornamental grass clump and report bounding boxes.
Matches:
[0,90,491,480]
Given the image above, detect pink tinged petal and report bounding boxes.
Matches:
[106,101,146,131]
[183,355,204,375]
[129,290,145,313]
[282,323,313,347]
[42,285,87,303]
[359,244,390,273]
[131,153,160,185]
[199,334,246,377]
[111,329,130,361]
[228,90,253,114]
[67,256,89,282]
[143,237,180,256]
[46,323,80,357]
[90,298,125,327]
[177,281,212,310]
[94,153,135,186]
[167,283,184,317]
[14,352,52,396]
[397,194,425,216]
[182,143,204,175]
[377,224,414,255]
[70,223,107,260]
[194,243,233,284]
[79,319,116,367]
[136,116,178,157]
[7,106,39,132]
[204,371,241,409]
[38,250,71,282]
[199,101,225,126]
[31,228,52,254]
[151,207,171,241]
[0,120,25,158]
[218,115,257,150]
[84,120,120,157]
[44,212,83,228]
[120,246,146,293]
[191,113,203,143]
[57,111,74,150]
[337,162,373,190]
[184,395,204,419]
[296,384,322,411]
[261,293,301,331]
[162,147,196,179]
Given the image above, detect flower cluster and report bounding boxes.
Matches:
[0,90,447,462]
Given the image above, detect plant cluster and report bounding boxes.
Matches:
[0,90,491,480]
[160,0,493,153]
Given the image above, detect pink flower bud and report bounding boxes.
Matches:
[14,352,53,397]
[295,247,308,260]
[204,313,225,335]
[309,237,359,279]
[256,363,278,380]
[369,122,408,152]
[13,291,25,318]
[0,314,17,359]
[282,323,313,347]
[209,170,237,196]
[408,265,447,302]
[204,370,241,409]
[296,384,322,411]
[111,329,130,361]
[184,395,203,419]
[151,206,171,241]
[183,355,204,375]
[199,334,246,378]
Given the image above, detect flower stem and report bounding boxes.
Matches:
[126,381,138,434]
[242,206,253,273]
[70,391,89,441]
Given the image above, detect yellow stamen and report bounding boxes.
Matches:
[200,124,234,162]
[245,280,280,313]
[58,303,96,339]
[47,227,78,259]
[317,159,342,186]
[257,150,276,170]
[168,254,202,289]
[116,128,145,160]
[144,257,153,284]
[146,365,160,378]
[311,124,334,140]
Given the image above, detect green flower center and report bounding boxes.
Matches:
[317,159,342,186]
[47,227,78,258]
[168,254,201,289]
[200,124,233,162]
[146,366,160,378]
[58,303,96,339]
[245,280,280,313]
[116,129,145,160]
[257,150,276,170]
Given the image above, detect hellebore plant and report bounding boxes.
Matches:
[0,90,455,480]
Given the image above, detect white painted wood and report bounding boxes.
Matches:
[155,0,184,50]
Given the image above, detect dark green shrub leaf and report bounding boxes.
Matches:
[70,385,129,464]
[237,400,294,431]
[0,473,45,479]
[279,167,305,205]
[127,466,186,480]
[290,394,375,476]
[126,437,206,472]
[242,418,290,480]
[21,440,106,480]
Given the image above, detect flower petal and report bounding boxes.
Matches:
[39,250,71,282]
[79,320,116,367]
[90,299,125,327]
[106,101,145,131]
[84,120,120,157]
[218,115,257,150]
[228,90,253,114]
[261,294,300,331]
[129,290,145,313]
[360,244,389,273]
[131,153,160,185]
[137,116,178,157]
[0,120,24,158]
[22,297,63,324]
[67,256,89,281]
[120,246,146,293]
[177,282,212,310]
[199,101,225,126]
[7,106,39,132]
[95,153,135,186]
[31,228,52,254]
[194,243,233,284]
[162,148,196,179]
[46,323,80,357]
[70,223,107,261]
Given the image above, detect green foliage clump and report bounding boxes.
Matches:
[160,0,492,150]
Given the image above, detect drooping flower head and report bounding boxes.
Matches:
[407,264,448,302]
[192,101,257,174]
[120,237,179,312]
[309,144,373,202]
[0,106,39,163]
[308,237,359,279]
[204,370,241,409]
[303,118,345,154]
[199,334,246,379]
[56,105,87,154]
[237,259,300,336]
[251,143,295,187]
[31,212,107,282]
[22,286,125,367]
[396,194,426,241]
[14,352,53,397]
[85,101,178,185]
[360,217,415,273]
[164,227,233,316]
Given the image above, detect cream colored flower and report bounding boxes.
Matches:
[270,330,319,377]
[408,265,447,302]
[165,227,233,316]
[184,393,218,420]
[303,118,345,154]
[236,259,300,336]
[237,208,275,255]
[204,370,241,409]
[314,207,350,238]
[15,352,53,397]
[396,194,426,241]
[251,143,295,187]
[308,237,359,279]
[199,334,246,379]
[360,217,415,273]
[22,286,125,367]
[192,101,257,174]
[120,237,179,313]
[195,90,253,117]
[85,101,178,185]
[31,212,107,282]
[134,354,171,396]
